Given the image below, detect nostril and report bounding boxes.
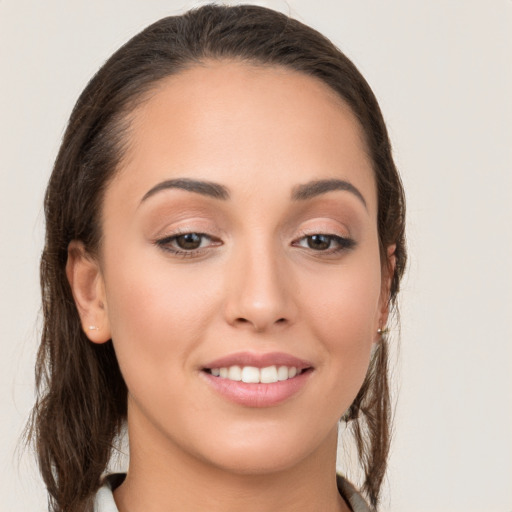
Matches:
[232,316,288,332]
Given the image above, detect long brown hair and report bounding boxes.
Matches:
[28,4,406,511]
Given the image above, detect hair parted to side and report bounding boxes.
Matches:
[28,4,406,512]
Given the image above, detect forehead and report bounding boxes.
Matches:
[110,60,376,213]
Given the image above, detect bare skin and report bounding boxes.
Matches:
[67,61,394,512]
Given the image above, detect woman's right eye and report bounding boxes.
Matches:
[173,233,205,250]
[155,232,219,256]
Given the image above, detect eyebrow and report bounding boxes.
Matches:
[291,179,367,208]
[141,178,230,203]
[140,177,366,208]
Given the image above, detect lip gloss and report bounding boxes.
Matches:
[203,370,311,407]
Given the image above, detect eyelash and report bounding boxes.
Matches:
[154,231,356,258]
[292,232,356,254]
[155,231,220,258]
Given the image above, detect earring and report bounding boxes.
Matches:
[88,325,99,331]
[377,327,389,335]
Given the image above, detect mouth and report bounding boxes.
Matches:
[200,352,314,407]
[203,365,311,384]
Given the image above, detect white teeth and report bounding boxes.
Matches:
[277,365,289,381]
[241,366,260,383]
[209,365,301,383]
[228,366,242,381]
[260,366,278,383]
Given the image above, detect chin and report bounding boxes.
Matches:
[205,444,306,476]
[193,421,338,476]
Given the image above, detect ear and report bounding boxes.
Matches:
[376,244,396,339]
[66,240,111,344]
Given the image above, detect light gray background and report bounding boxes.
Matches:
[1,1,511,511]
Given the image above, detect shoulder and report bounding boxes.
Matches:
[94,474,125,512]
[337,474,374,512]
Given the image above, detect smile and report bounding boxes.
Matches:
[201,352,314,407]
[205,365,304,383]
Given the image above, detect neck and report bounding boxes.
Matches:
[114,413,349,512]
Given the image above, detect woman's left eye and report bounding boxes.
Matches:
[293,234,355,252]
[155,232,219,255]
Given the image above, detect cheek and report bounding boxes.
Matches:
[299,254,382,388]
[304,256,381,331]
[102,253,222,375]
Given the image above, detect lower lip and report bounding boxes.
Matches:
[201,370,312,408]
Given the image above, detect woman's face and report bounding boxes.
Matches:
[91,62,391,473]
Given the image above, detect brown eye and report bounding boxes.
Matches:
[293,233,356,254]
[156,231,221,257]
[175,233,203,250]
[306,234,331,250]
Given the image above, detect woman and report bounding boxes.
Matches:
[29,4,406,512]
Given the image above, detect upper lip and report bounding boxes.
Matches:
[203,351,313,370]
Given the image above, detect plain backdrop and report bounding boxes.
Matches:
[1,1,511,511]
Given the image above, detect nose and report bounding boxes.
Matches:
[223,241,297,332]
